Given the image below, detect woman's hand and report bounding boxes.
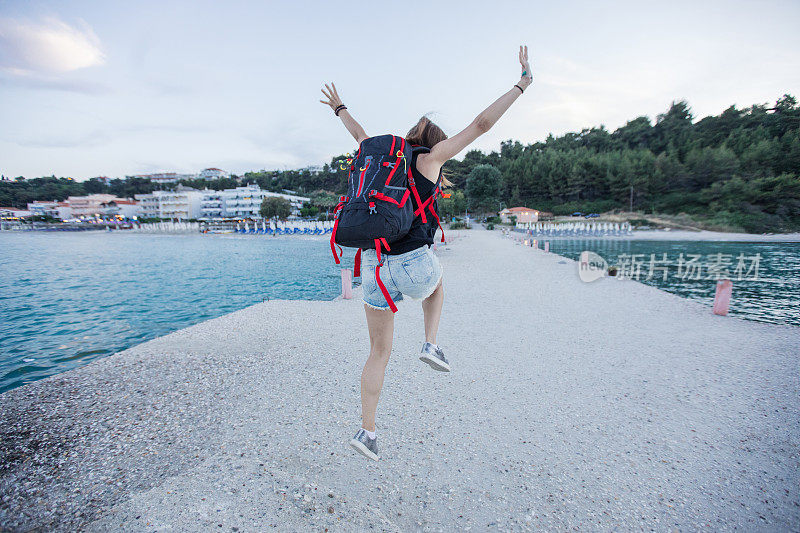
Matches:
[320,82,368,143]
[319,83,343,112]
[517,45,533,90]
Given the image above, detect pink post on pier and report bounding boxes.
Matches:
[713,279,732,316]
[544,241,550,253]
[580,251,589,269]
[341,269,353,299]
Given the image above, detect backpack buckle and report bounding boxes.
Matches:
[369,202,376,214]
[339,195,347,202]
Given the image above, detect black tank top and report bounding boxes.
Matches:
[386,149,441,255]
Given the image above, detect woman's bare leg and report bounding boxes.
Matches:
[360,305,395,432]
[422,279,444,344]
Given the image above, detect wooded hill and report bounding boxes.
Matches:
[441,94,800,232]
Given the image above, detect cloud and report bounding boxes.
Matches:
[0,16,105,74]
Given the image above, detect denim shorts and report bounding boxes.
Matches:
[360,245,443,310]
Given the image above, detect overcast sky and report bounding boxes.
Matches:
[1,0,799,180]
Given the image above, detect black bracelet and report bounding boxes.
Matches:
[514,84,524,94]
[334,104,347,116]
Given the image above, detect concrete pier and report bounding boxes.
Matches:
[1,230,798,531]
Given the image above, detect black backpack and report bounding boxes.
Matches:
[329,134,439,312]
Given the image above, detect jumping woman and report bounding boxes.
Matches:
[320,45,533,461]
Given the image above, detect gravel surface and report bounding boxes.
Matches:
[1,229,798,532]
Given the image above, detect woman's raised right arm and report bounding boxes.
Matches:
[320,83,368,144]
[426,46,533,167]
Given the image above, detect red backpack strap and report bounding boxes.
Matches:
[373,238,398,313]
[329,196,347,264]
[369,189,410,208]
[330,219,342,264]
[407,167,428,223]
[353,248,362,277]
[383,137,406,186]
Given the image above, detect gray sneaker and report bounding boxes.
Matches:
[419,342,451,372]
[349,428,379,461]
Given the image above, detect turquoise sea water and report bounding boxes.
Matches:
[0,232,357,393]
[545,239,800,327]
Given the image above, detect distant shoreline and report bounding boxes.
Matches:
[5,222,800,242]
[510,227,800,242]
[629,229,800,242]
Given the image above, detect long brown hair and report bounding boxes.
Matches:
[406,116,453,187]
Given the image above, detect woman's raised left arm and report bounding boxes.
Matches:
[425,46,533,167]
[320,83,368,144]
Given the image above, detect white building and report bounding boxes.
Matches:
[132,172,196,184]
[28,201,73,220]
[56,202,72,220]
[498,207,554,224]
[100,199,142,218]
[198,168,230,180]
[201,185,309,219]
[135,185,205,219]
[0,207,32,219]
[65,194,139,219]
[27,200,61,217]
[130,169,231,183]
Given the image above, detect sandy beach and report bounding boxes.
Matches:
[1,228,798,531]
